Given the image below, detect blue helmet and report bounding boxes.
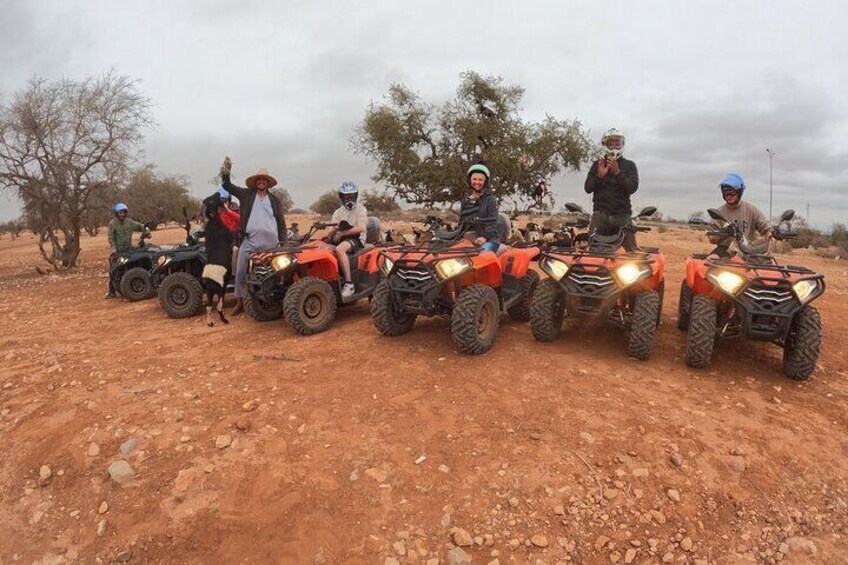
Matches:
[114,202,128,214]
[719,173,746,194]
[216,187,231,202]
[339,181,358,210]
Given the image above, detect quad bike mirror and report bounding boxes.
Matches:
[780,209,796,222]
[707,208,726,222]
[565,202,585,214]
[637,206,657,218]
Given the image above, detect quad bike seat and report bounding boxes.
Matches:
[638,246,660,253]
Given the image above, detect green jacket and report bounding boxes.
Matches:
[108,217,145,253]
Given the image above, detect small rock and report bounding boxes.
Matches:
[215,435,232,449]
[778,542,789,554]
[107,460,136,484]
[609,550,622,563]
[624,548,637,563]
[235,416,252,432]
[119,438,140,455]
[364,467,387,483]
[530,534,548,548]
[38,465,53,486]
[97,519,107,537]
[349,469,360,481]
[529,432,541,440]
[508,497,519,508]
[661,552,674,563]
[392,540,407,556]
[728,456,747,472]
[553,504,565,515]
[242,400,258,412]
[680,537,693,551]
[98,501,109,514]
[438,464,450,474]
[384,559,400,565]
[447,546,471,565]
[452,527,474,547]
[441,513,451,527]
[88,443,101,457]
[595,535,611,551]
[414,455,427,465]
[115,550,132,563]
[632,468,649,478]
[786,536,817,556]
[649,509,667,524]
[579,432,595,444]
[670,452,683,467]
[667,489,681,502]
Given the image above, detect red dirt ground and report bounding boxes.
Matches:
[0,217,846,564]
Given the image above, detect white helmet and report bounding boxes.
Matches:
[601,128,625,159]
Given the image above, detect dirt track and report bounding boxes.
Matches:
[0,218,846,565]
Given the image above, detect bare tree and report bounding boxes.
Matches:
[0,72,153,269]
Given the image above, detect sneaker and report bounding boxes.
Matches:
[342,282,355,299]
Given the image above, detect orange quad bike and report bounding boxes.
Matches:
[530,206,665,360]
[371,219,540,354]
[245,221,384,334]
[680,209,825,380]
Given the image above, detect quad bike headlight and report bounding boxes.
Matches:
[157,255,171,268]
[380,256,395,276]
[613,262,650,287]
[541,257,570,281]
[792,279,819,304]
[434,257,473,280]
[707,269,746,295]
[271,254,295,272]
[116,257,128,266]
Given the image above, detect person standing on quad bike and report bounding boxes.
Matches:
[219,157,287,315]
[461,164,501,253]
[584,128,640,251]
[325,181,369,299]
[105,203,149,298]
[708,173,773,256]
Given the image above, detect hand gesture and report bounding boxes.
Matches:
[220,156,232,177]
[597,157,609,179]
[607,158,620,176]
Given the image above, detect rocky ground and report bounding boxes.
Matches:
[0,216,846,564]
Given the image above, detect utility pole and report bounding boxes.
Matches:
[766,148,776,221]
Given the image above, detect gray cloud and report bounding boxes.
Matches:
[1,0,846,229]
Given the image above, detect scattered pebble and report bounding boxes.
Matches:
[215,435,232,449]
[107,460,136,484]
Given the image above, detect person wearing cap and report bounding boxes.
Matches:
[219,157,288,315]
[326,181,369,298]
[708,173,772,252]
[584,127,640,250]
[460,164,501,253]
[105,203,148,298]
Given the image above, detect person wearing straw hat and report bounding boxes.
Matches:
[219,156,288,315]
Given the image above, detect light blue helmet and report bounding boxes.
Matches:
[114,202,128,214]
[216,187,231,202]
[339,181,358,210]
[719,173,746,194]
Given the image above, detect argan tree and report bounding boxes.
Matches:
[354,71,594,214]
[0,72,153,269]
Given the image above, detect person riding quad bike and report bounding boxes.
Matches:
[679,175,825,380]
[243,217,384,335]
[371,164,540,355]
[106,202,158,301]
[530,206,664,360]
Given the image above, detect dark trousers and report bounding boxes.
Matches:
[589,212,638,251]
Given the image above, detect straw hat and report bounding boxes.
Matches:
[245,168,278,188]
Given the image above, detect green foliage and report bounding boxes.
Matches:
[362,190,401,215]
[310,191,340,216]
[354,71,593,214]
[271,187,294,214]
[121,165,196,228]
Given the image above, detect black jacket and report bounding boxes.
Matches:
[221,174,287,242]
[459,191,500,242]
[584,157,639,216]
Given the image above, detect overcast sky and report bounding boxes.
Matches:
[1,0,846,227]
